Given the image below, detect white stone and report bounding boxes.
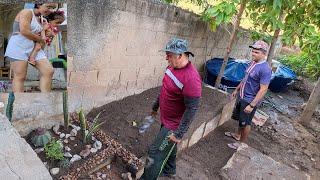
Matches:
[92,136,96,141]
[106,165,111,170]
[64,146,71,151]
[93,140,102,150]
[34,148,44,154]
[70,154,81,163]
[65,134,71,139]
[90,148,98,153]
[60,133,65,139]
[70,129,77,136]
[71,124,77,129]
[74,143,78,147]
[70,136,76,141]
[101,174,107,179]
[64,152,72,158]
[50,167,60,175]
[63,139,69,144]
[52,124,60,135]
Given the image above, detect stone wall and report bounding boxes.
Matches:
[68,0,252,112]
[0,114,52,179]
[0,92,63,136]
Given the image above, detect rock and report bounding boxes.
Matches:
[34,148,44,154]
[74,143,78,147]
[92,136,96,141]
[52,125,60,135]
[75,126,81,131]
[70,129,77,137]
[70,154,81,163]
[90,148,98,153]
[60,133,65,139]
[121,172,132,180]
[93,141,102,150]
[64,152,72,158]
[64,146,71,151]
[102,174,107,179]
[63,139,69,144]
[85,144,91,149]
[50,167,60,175]
[311,158,315,162]
[291,164,300,170]
[96,172,102,177]
[65,134,71,139]
[106,165,111,170]
[70,136,76,141]
[80,148,91,158]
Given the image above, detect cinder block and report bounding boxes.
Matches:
[218,98,236,126]
[69,70,98,86]
[98,69,121,85]
[188,122,206,147]
[203,114,221,137]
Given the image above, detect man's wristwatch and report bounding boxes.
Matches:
[249,104,255,108]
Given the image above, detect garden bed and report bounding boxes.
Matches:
[87,86,229,158]
[24,113,143,179]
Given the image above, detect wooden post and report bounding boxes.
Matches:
[267,9,285,65]
[299,78,320,126]
[215,0,247,88]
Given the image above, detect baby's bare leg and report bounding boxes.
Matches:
[28,43,42,65]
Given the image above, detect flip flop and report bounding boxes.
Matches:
[227,142,241,150]
[224,132,240,141]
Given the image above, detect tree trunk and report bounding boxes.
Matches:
[267,9,285,65]
[299,78,320,126]
[215,0,247,88]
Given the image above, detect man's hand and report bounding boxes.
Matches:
[151,110,157,117]
[244,105,254,114]
[168,134,181,143]
[231,90,238,100]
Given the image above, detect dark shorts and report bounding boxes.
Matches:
[232,98,257,128]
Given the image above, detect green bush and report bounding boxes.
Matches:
[280,52,320,79]
[44,139,64,161]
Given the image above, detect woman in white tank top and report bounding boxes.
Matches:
[4,3,57,92]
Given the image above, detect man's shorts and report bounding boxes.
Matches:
[231,98,257,128]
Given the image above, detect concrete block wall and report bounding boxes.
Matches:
[177,86,237,152]
[0,93,63,136]
[68,0,252,112]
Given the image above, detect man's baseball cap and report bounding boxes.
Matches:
[161,38,194,57]
[249,40,269,53]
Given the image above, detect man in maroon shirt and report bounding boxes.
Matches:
[141,38,202,180]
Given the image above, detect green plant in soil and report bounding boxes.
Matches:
[31,128,52,147]
[79,109,105,144]
[63,91,69,131]
[44,139,64,161]
[6,92,15,122]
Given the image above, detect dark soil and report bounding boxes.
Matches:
[87,86,228,158]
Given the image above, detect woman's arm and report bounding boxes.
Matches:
[19,9,44,44]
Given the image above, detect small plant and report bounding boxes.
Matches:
[31,127,52,147]
[63,91,69,131]
[79,109,105,144]
[59,158,71,169]
[44,139,64,161]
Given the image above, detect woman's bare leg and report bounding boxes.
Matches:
[10,61,28,92]
[35,59,54,92]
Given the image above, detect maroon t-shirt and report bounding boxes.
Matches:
[159,61,202,130]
